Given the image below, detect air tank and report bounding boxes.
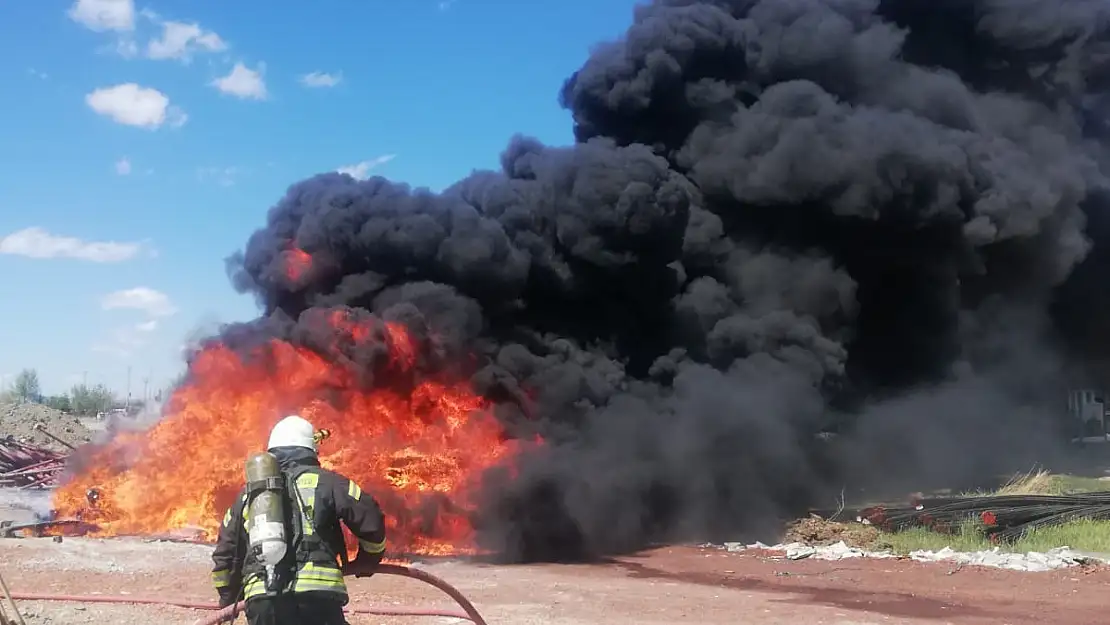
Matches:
[244,451,288,590]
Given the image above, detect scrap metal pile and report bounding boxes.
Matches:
[858,492,1110,542]
[0,436,69,489]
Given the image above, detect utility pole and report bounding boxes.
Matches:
[125,365,132,412]
[78,371,88,418]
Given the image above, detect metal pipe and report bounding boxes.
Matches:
[0,520,88,538]
[31,426,76,451]
[0,571,28,625]
[0,457,65,478]
[2,467,61,478]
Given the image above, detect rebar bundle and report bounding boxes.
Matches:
[856,491,1110,542]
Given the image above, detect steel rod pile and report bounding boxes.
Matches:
[0,438,68,489]
[857,491,1110,542]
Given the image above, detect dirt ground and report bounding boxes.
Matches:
[2,537,1110,625]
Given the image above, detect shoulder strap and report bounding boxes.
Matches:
[282,465,311,541]
[272,466,307,592]
[283,466,344,567]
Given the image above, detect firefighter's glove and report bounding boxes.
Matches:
[351,551,383,578]
[217,587,238,608]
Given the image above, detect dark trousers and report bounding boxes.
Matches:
[245,593,348,625]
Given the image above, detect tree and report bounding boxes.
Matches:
[42,394,72,412]
[70,383,115,416]
[13,369,40,403]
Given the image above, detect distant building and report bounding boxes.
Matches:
[1067,389,1108,442]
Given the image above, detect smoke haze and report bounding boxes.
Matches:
[216,0,1110,560]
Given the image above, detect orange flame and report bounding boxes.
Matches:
[53,317,533,556]
[284,248,313,282]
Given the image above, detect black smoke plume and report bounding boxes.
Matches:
[219,0,1110,561]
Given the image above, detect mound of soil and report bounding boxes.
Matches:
[0,401,92,452]
[784,515,882,549]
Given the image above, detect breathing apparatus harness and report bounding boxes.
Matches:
[239,430,338,600]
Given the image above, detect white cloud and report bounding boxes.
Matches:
[147,20,226,61]
[337,155,396,180]
[300,71,342,88]
[135,319,158,332]
[211,63,267,100]
[0,227,146,262]
[439,0,458,10]
[68,0,134,32]
[115,157,132,175]
[27,68,48,80]
[101,287,176,317]
[86,83,187,129]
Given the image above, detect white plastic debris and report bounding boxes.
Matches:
[762,541,896,561]
[724,540,1104,572]
[906,546,1093,572]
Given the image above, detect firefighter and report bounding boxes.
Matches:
[210,415,387,625]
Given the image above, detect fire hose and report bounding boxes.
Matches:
[8,564,489,625]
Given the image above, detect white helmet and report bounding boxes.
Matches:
[267,415,317,451]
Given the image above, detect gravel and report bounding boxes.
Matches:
[15,602,191,625]
[4,537,214,574]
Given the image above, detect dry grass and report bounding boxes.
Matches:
[959,468,1110,497]
[992,469,1058,495]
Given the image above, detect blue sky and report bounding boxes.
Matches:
[0,0,638,398]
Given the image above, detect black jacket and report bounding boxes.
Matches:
[210,446,387,604]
